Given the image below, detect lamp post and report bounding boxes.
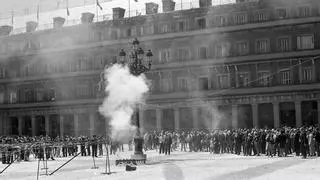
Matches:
[118,37,153,160]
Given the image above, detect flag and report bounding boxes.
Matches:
[97,0,103,10]
[37,5,40,22]
[66,0,70,16]
[134,0,138,2]
[11,10,14,25]
[56,0,61,9]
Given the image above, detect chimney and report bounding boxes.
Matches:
[199,0,212,8]
[112,7,125,20]
[81,12,95,24]
[162,0,175,13]
[53,17,66,29]
[146,2,159,15]
[0,25,13,36]
[26,21,38,32]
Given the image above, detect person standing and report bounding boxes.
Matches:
[92,135,98,158]
[164,133,172,155]
[300,129,308,159]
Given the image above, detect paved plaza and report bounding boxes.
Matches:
[1,148,320,180]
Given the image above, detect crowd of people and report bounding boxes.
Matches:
[144,126,320,158]
[1,126,320,164]
[0,135,109,164]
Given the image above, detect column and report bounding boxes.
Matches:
[156,109,162,130]
[295,101,302,127]
[312,60,316,82]
[18,116,23,136]
[139,108,145,134]
[192,107,198,130]
[273,102,280,128]
[89,113,95,137]
[211,104,218,129]
[298,62,303,83]
[317,101,320,126]
[31,115,36,136]
[232,105,238,128]
[174,108,180,131]
[252,104,258,128]
[74,114,79,137]
[45,115,50,136]
[59,115,64,137]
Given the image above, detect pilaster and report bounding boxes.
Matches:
[156,108,162,130]
[232,105,238,128]
[295,101,302,127]
[174,107,180,131]
[192,107,198,130]
[273,102,280,128]
[252,103,258,128]
[60,115,64,137]
[45,115,50,136]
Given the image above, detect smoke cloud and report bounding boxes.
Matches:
[99,64,149,142]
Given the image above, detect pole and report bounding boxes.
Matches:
[128,0,131,18]
[37,157,40,180]
[96,0,99,22]
[102,144,111,175]
[49,152,81,175]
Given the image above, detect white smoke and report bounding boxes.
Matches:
[99,64,149,142]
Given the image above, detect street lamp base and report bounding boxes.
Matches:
[131,137,147,162]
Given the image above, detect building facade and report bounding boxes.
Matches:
[0,0,320,137]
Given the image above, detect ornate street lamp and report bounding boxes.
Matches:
[118,37,153,160]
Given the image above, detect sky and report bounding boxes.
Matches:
[0,0,235,33]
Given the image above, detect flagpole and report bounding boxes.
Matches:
[129,0,131,18]
[96,1,99,22]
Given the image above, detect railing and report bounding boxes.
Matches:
[2,0,245,35]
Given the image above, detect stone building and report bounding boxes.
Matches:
[0,0,320,137]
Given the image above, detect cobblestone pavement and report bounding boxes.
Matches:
[1,150,319,180]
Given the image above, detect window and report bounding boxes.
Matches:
[159,24,169,33]
[35,88,44,102]
[276,8,287,19]
[279,70,291,85]
[110,30,118,39]
[177,48,189,61]
[256,39,269,53]
[176,21,185,32]
[126,28,132,37]
[277,37,290,52]
[197,18,206,29]
[0,68,5,79]
[218,74,230,89]
[136,26,144,36]
[158,49,171,63]
[178,77,188,91]
[148,79,155,92]
[238,72,250,87]
[236,41,249,55]
[198,77,209,90]
[297,35,314,50]
[146,24,154,34]
[49,88,56,101]
[298,6,311,17]
[160,78,171,92]
[257,71,271,86]
[0,92,4,104]
[198,46,208,59]
[77,85,90,97]
[216,43,230,57]
[94,56,104,69]
[214,16,227,26]
[302,68,313,82]
[234,13,248,24]
[255,11,268,22]
[9,91,17,104]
